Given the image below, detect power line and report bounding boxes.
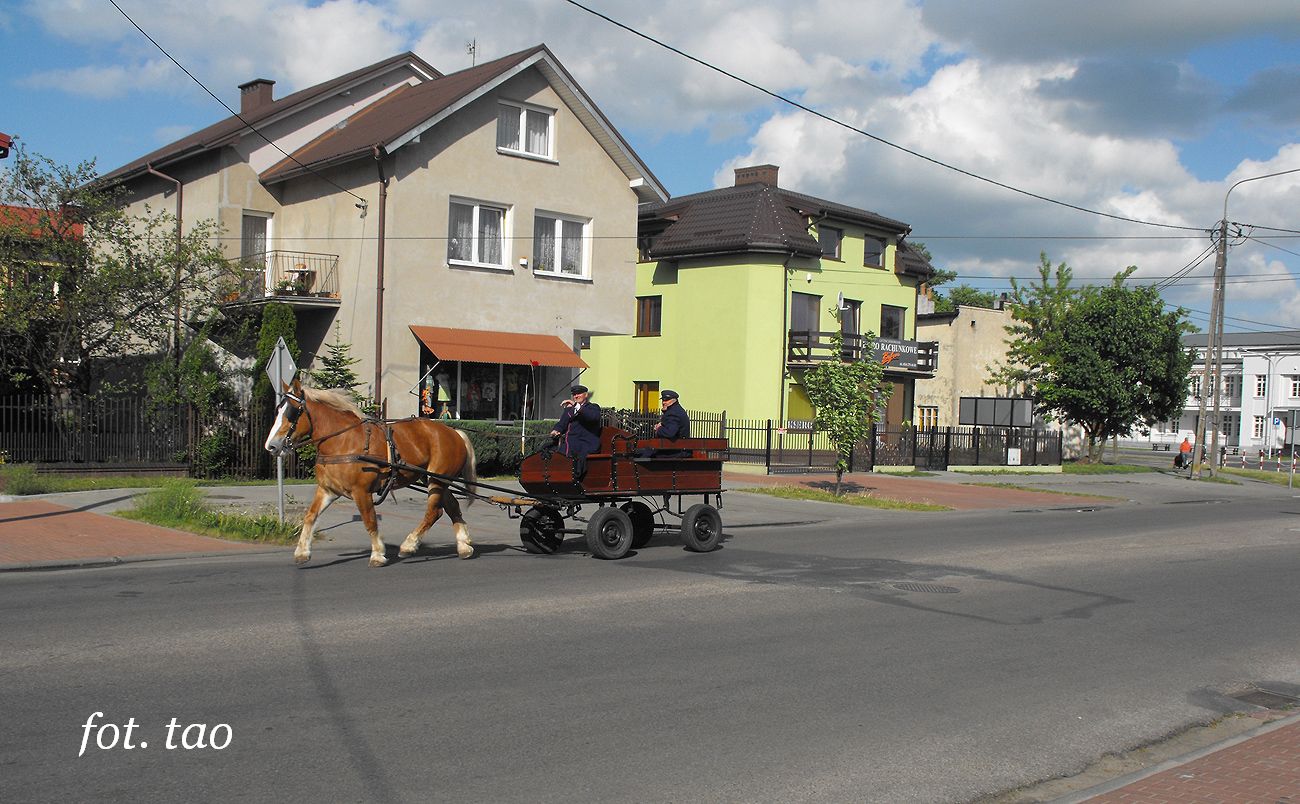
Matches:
[1243,235,1300,260]
[563,0,1206,234]
[105,0,368,206]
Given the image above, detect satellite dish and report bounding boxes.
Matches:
[837,291,846,310]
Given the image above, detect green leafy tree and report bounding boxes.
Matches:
[911,242,997,313]
[993,254,1193,462]
[145,322,239,417]
[802,314,890,495]
[251,303,300,404]
[308,325,365,405]
[0,146,232,397]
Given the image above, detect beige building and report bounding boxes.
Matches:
[101,45,665,419]
[914,304,1018,428]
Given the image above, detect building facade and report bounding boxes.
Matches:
[584,165,936,425]
[100,46,665,419]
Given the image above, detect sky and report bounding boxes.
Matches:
[4,0,1299,334]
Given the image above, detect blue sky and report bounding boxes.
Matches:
[4,0,1299,331]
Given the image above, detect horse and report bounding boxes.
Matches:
[263,378,477,567]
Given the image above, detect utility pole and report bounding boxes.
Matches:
[1194,218,1226,479]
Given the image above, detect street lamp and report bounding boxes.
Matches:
[1194,165,1300,479]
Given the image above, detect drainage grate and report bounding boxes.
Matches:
[1230,689,1300,710]
[892,582,960,594]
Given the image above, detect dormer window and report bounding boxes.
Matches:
[497,101,554,160]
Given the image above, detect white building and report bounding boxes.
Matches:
[1143,331,1300,454]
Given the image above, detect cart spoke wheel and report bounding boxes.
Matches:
[520,507,565,554]
[680,504,722,552]
[622,501,655,549]
[585,507,633,560]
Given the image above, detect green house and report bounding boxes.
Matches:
[586,164,938,426]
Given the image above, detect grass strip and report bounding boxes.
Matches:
[1062,462,1155,475]
[0,464,315,495]
[737,485,951,511]
[960,481,1122,500]
[116,479,300,544]
[1217,466,1294,486]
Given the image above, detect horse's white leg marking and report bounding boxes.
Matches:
[354,490,387,567]
[399,485,445,558]
[263,402,289,453]
[441,491,474,559]
[294,487,337,564]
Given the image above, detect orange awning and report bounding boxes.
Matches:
[410,325,588,369]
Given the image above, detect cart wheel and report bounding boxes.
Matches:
[622,501,655,549]
[680,504,723,552]
[520,507,565,554]
[585,507,633,560]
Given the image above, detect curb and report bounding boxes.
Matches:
[1053,709,1300,803]
[0,547,289,573]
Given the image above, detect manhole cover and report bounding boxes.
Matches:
[1230,689,1300,710]
[891,582,959,594]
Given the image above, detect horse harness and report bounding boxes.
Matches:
[280,393,404,505]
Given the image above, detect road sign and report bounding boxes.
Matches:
[264,337,298,400]
[1275,417,1283,426]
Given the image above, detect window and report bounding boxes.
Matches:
[533,213,588,277]
[636,296,662,337]
[1256,375,1267,397]
[880,305,905,340]
[240,213,269,259]
[448,200,506,267]
[918,405,939,429]
[1193,375,1202,397]
[840,299,862,359]
[1254,416,1266,439]
[864,237,885,267]
[1292,376,1300,397]
[634,381,660,413]
[497,101,553,159]
[819,225,843,260]
[1225,375,1240,399]
[791,292,821,335]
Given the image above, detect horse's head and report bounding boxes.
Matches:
[264,377,313,457]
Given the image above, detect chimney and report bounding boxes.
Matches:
[734,164,779,187]
[238,78,276,114]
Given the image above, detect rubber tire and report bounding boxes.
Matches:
[622,501,655,549]
[680,504,723,552]
[585,507,634,560]
[520,507,565,554]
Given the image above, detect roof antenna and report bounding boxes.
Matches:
[466,39,477,67]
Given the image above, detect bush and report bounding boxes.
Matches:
[119,479,300,543]
[192,430,236,479]
[0,464,47,494]
[450,419,558,476]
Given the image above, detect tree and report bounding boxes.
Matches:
[911,241,997,313]
[0,146,232,397]
[251,302,300,404]
[308,324,364,405]
[992,253,1193,462]
[801,314,890,495]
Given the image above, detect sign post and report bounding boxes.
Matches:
[265,337,298,523]
[1290,410,1297,490]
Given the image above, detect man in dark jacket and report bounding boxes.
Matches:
[551,385,602,473]
[638,389,691,458]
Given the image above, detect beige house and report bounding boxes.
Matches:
[101,45,665,419]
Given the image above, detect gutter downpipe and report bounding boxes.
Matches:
[372,145,389,416]
[146,164,183,371]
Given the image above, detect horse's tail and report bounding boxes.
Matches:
[454,428,477,508]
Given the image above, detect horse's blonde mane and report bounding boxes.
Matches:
[303,387,365,418]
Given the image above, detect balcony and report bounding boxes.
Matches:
[787,330,939,376]
[221,251,341,309]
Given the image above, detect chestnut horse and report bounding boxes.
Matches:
[264,379,477,567]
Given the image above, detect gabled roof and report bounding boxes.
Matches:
[98,52,440,185]
[0,204,83,239]
[640,182,914,262]
[261,45,667,203]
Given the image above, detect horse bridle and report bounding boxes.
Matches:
[274,392,314,453]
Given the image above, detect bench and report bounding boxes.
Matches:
[1151,443,1171,451]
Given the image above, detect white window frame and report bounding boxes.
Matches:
[1291,376,1300,398]
[532,211,591,280]
[447,198,509,270]
[497,100,555,161]
[1254,415,1266,439]
[1256,374,1267,397]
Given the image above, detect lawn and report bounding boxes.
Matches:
[116,479,301,544]
[736,485,951,511]
[0,464,315,495]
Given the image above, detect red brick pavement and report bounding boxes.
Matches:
[0,499,267,565]
[1085,718,1300,803]
[726,470,1108,510]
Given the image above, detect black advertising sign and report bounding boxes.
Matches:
[872,337,922,370]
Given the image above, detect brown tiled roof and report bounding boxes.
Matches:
[97,52,440,185]
[261,46,545,183]
[640,183,912,261]
[896,240,935,278]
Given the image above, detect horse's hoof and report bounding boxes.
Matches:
[398,546,417,558]
[369,556,388,567]
[457,546,475,559]
[294,554,310,565]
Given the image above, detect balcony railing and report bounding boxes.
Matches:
[787,330,939,375]
[222,251,340,306]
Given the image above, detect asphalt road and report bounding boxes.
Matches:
[3,473,1298,803]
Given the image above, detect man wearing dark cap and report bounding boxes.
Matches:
[638,389,691,458]
[551,385,602,472]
